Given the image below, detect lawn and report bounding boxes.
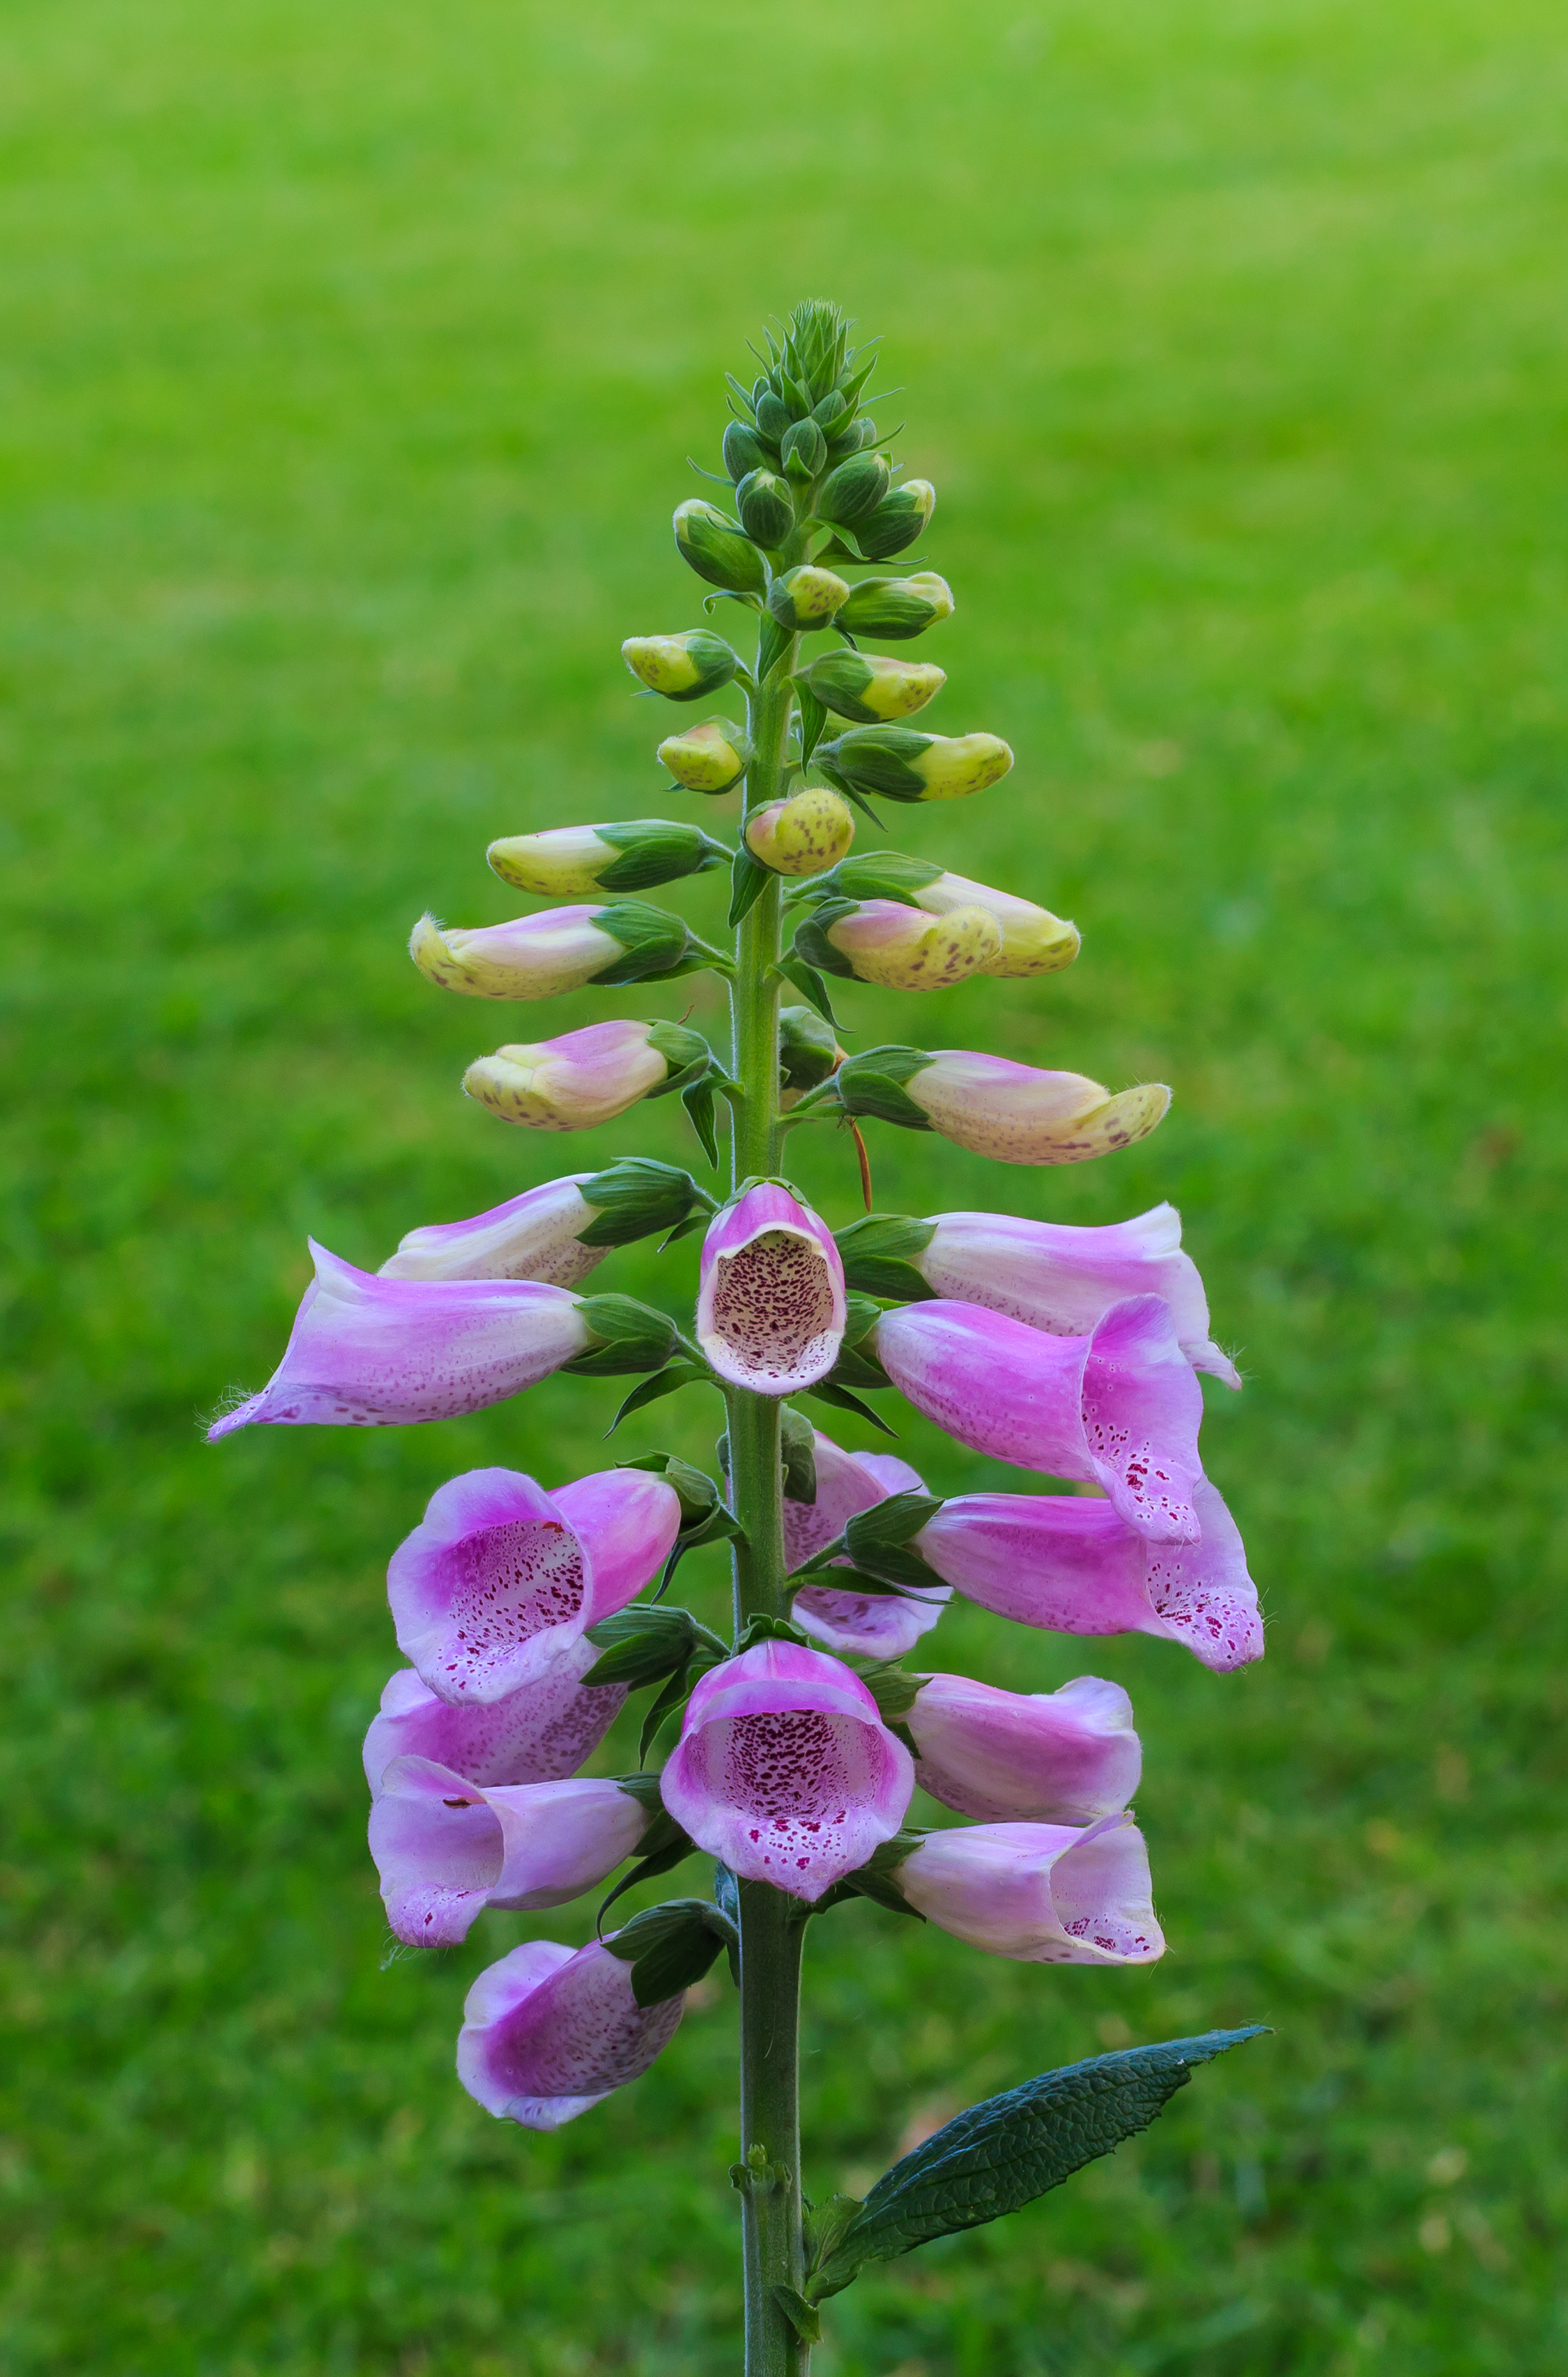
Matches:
[2,1,1565,2370]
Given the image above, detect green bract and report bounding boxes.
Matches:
[672,498,768,595]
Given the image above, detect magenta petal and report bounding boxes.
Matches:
[896,1814,1165,1964]
[368,1758,505,1947]
[387,1468,590,1707]
[916,1479,1260,1670]
[207,1243,590,1436]
[907,1672,1142,1823]
[659,1640,914,1902]
[873,1295,1204,1542]
[456,1937,684,2128]
[784,1431,948,1660]
[696,1183,847,1394]
[482,1778,649,1909]
[550,1468,683,1626]
[362,1644,627,1799]
[378,1174,606,1286]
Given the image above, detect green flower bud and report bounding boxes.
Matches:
[656,714,753,794]
[805,650,946,724]
[744,785,856,877]
[817,450,891,528]
[811,388,850,432]
[622,630,741,702]
[735,468,796,549]
[817,725,1013,806]
[723,420,768,482]
[834,570,954,642]
[767,565,850,633]
[781,418,829,482]
[856,479,937,562]
[826,417,877,463]
[778,1003,841,1105]
[755,390,792,444]
[672,499,767,596]
[488,820,728,897]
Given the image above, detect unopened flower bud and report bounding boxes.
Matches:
[723,420,768,482]
[811,387,850,431]
[488,820,727,897]
[672,498,767,596]
[781,417,829,480]
[826,417,877,461]
[755,388,792,445]
[835,571,954,642]
[656,715,752,794]
[462,1019,679,1131]
[817,725,1013,805]
[817,449,891,528]
[857,478,936,560]
[411,902,695,1000]
[735,468,795,548]
[835,1045,1171,1164]
[622,630,740,702]
[767,565,850,633]
[805,650,946,724]
[778,1003,840,1105]
[795,898,1003,992]
[912,871,1079,975]
[744,785,855,877]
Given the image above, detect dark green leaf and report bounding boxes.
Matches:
[729,843,773,929]
[638,1666,695,1765]
[605,1361,713,1434]
[581,1606,702,1689]
[682,1078,721,1167]
[603,1898,739,2008]
[808,2029,1270,2300]
[797,687,828,765]
[800,1381,898,1436]
[775,955,843,1029]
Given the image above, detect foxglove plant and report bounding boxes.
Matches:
[213,303,1266,2369]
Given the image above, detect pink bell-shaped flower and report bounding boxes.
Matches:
[659,1640,914,1902]
[783,1431,949,1659]
[695,1183,847,1394]
[378,1174,606,1286]
[915,1478,1261,1672]
[457,1938,684,2129]
[362,1645,627,1799]
[895,1813,1165,1964]
[206,1245,592,1436]
[873,1293,1206,1542]
[905,1673,1141,1824]
[369,1764,652,1946]
[387,1466,682,1705]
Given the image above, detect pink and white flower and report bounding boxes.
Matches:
[783,1431,948,1659]
[369,1764,652,1946]
[872,1294,1206,1542]
[409,907,628,1000]
[894,1813,1165,1964]
[378,1174,606,1286]
[387,1466,682,1705]
[462,1019,675,1132]
[457,1938,684,2129]
[905,1672,1141,1824]
[914,1478,1262,1671]
[659,1640,914,1902]
[362,1645,627,1800]
[696,1183,847,1394]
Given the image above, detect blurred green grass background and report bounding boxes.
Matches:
[3,0,1565,2369]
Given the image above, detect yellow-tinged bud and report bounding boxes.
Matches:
[622,630,740,702]
[912,872,1080,976]
[804,649,946,724]
[836,571,954,642]
[767,566,850,633]
[488,820,728,897]
[657,716,752,794]
[794,898,1004,992]
[816,725,1013,806]
[463,1020,672,1131]
[857,478,937,561]
[744,786,856,878]
[672,499,767,596]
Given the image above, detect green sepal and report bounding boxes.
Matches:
[682,1078,721,1167]
[793,852,941,909]
[854,1660,928,1724]
[640,1024,717,1098]
[790,901,860,980]
[813,728,931,804]
[728,843,773,929]
[588,902,698,987]
[800,1380,898,1436]
[594,1783,697,1925]
[778,1003,838,1102]
[755,614,794,686]
[615,1450,721,1529]
[771,2289,822,2348]
[735,1612,812,1654]
[565,1295,681,1378]
[578,1157,717,1249]
[807,2029,1270,2302]
[674,499,768,597]
[797,685,828,765]
[834,1047,937,1130]
[833,1211,937,1300]
[840,1494,947,1592]
[806,1830,928,1926]
[580,1603,726,1690]
[592,820,730,893]
[774,955,843,1029]
[605,1360,714,1434]
[638,1667,695,1764]
[602,1898,740,2008]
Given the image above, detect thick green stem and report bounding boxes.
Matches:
[727,587,809,2374]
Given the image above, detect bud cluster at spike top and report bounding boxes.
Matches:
[208,298,1263,2350]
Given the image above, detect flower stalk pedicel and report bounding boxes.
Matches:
[212,305,1266,2371]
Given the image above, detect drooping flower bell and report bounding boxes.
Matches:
[783,1430,948,1660]
[893,1813,1165,1964]
[410,902,715,1000]
[835,571,954,640]
[744,786,856,878]
[659,1640,914,1901]
[486,820,728,897]
[835,1045,1171,1164]
[370,1764,655,1946]
[904,1672,1141,1824]
[871,1294,1206,1541]
[457,1937,685,2129]
[794,898,1003,992]
[914,1479,1262,1672]
[695,1182,847,1394]
[461,1019,711,1132]
[817,726,1013,806]
[621,630,741,701]
[386,1465,682,1705]
[656,716,753,794]
[362,1645,626,1799]
[836,1202,1239,1386]
[804,649,946,724]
